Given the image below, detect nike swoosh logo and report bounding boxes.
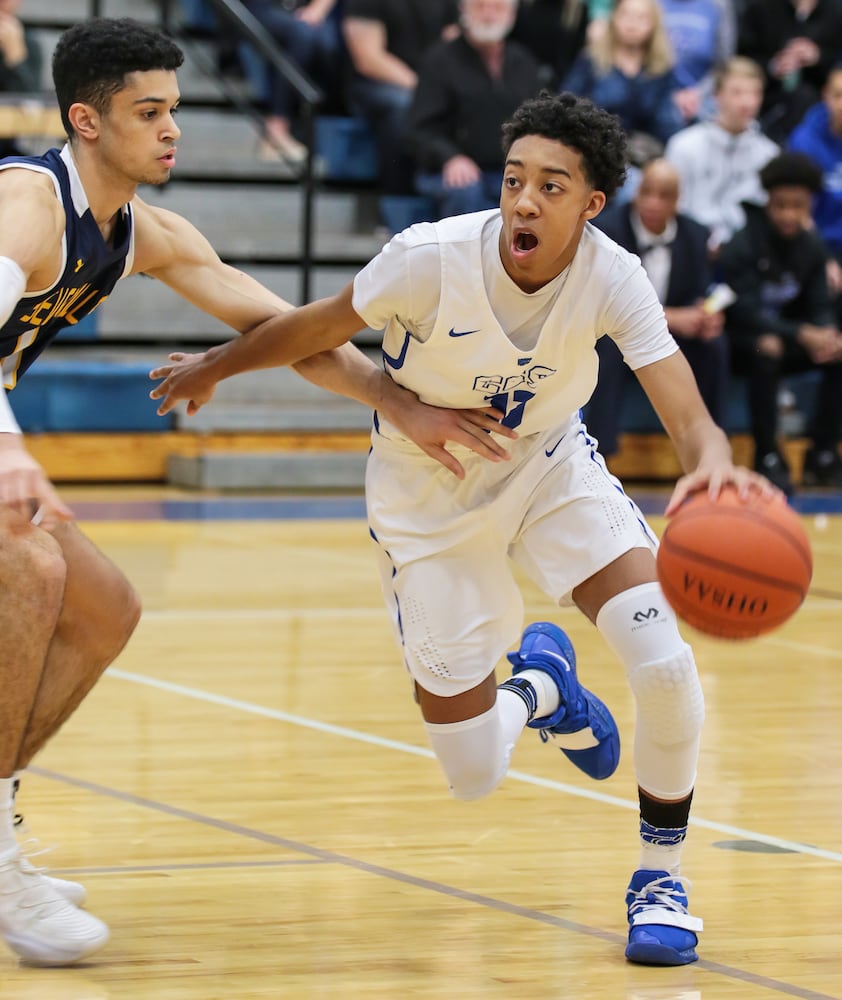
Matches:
[545,435,564,457]
[448,327,480,338]
[382,330,411,369]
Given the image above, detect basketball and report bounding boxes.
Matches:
[656,487,813,640]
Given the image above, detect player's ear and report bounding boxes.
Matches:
[67,102,100,140]
[583,190,607,220]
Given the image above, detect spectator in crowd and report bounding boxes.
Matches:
[789,62,842,321]
[664,56,779,254]
[342,0,458,208]
[719,151,842,492]
[409,0,542,220]
[561,0,684,167]
[0,0,43,158]
[659,0,736,123]
[240,0,344,167]
[0,0,40,93]
[737,0,842,143]
[585,158,729,457]
[509,0,589,87]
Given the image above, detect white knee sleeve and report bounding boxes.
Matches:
[424,705,511,801]
[596,582,705,799]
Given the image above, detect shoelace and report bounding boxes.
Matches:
[17,836,56,872]
[628,875,691,917]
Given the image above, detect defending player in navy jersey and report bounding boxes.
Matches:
[152,91,780,967]
[0,18,510,968]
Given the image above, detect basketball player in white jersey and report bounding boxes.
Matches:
[151,92,777,966]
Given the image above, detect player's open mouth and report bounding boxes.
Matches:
[512,230,539,258]
[159,150,176,166]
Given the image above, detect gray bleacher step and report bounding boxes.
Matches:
[168,365,373,432]
[166,109,299,178]
[168,451,367,489]
[174,401,372,432]
[139,183,385,260]
[24,0,159,24]
[34,31,253,107]
[96,267,378,341]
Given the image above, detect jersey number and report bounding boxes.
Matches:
[487,390,534,429]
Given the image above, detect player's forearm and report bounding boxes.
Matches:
[292,343,394,409]
[210,300,355,380]
[673,420,732,476]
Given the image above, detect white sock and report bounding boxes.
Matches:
[496,685,530,742]
[514,668,560,719]
[639,841,683,877]
[0,777,18,848]
[639,821,687,877]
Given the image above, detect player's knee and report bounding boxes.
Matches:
[596,582,705,746]
[0,522,68,612]
[445,758,505,802]
[100,574,142,653]
[627,646,705,746]
[424,708,508,802]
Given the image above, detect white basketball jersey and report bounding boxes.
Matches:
[353,210,676,441]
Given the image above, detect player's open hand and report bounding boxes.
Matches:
[0,436,73,531]
[149,351,219,416]
[666,461,782,517]
[380,387,518,479]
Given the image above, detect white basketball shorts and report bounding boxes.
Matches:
[366,412,658,697]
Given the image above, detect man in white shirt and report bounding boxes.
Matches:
[665,56,779,253]
[151,91,775,968]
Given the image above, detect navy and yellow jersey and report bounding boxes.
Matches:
[0,145,135,390]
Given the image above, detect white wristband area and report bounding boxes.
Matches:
[0,255,26,328]
[0,255,27,435]
[0,388,21,435]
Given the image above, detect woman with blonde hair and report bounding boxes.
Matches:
[562,0,684,155]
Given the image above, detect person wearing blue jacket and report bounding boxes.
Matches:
[789,64,842,328]
[789,64,842,258]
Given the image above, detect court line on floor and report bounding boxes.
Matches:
[30,765,840,1000]
[106,667,842,864]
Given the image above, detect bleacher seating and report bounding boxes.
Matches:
[7,0,818,488]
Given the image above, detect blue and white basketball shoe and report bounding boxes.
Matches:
[625,869,702,965]
[506,622,620,780]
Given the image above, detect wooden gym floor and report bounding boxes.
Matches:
[2,486,841,1000]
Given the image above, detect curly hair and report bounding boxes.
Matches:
[52,18,184,139]
[501,91,628,198]
[760,152,824,194]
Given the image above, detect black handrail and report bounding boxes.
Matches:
[201,0,324,303]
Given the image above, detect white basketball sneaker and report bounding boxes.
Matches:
[0,847,109,965]
[12,777,88,906]
[17,853,87,907]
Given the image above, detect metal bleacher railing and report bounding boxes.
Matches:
[161,0,324,305]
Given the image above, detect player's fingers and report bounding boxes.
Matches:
[423,444,465,480]
[664,478,703,517]
[156,394,177,416]
[472,408,519,439]
[466,432,510,461]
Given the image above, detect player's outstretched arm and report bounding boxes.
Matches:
[0,171,73,529]
[635,351,777,515]
[149,283,364,415]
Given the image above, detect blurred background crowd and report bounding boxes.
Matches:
[4,0,842,495]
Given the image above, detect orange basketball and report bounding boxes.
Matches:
[656,486,812,640]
